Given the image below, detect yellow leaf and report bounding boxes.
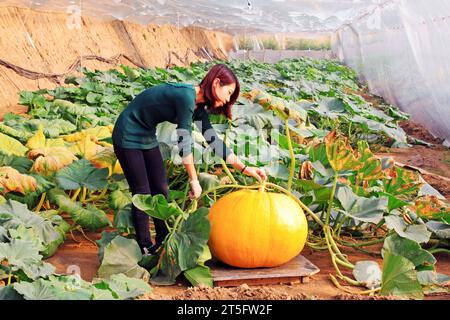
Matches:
[324,131,362,173]
[28,147,77,176]
[0,132,28,157]
[63,126,111,142]
[0,166,37,195]
[414,195,449,219]
[97,141,113,148]
[68,133,104,160]
[89,148,123,176]
[46,138,66,147]
[243,89,305,123]
[26,126,46,149]
[113,160,123,174]
[90,147,116,169]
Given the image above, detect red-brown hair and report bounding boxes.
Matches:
[199,64,240,120]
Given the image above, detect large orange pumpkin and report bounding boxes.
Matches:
[208,189,308,268]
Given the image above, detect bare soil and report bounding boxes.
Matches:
[0,5,234,117]
[400,120,445,145]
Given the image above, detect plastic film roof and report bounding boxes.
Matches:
[2,0,391,34]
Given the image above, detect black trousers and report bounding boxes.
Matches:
[113,144,170,251]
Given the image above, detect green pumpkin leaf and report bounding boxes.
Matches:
[132,194,182,220]
[197,245,212,266]
[151,208,210,285]
[379,192,411,212]
[262,162,290,181]
[96,273,152,300]
[89,286,117,300]
[97,236,150,282]
[0,225,7,241]
[198,172,221,194]
[50,274,98,299]
[336,185,387,224]
[168,190,187,202]
[8,225,44,252]
[56,159,109,191]
[27,119,77,138]
[0,200,66,258]
[13,279,57,300]
[0,239,42,268]
[380,251,423,299]
[96,231,121,263]
[73,203,110,231]
[48,188,111,231]
[14,275,101,300]
[385,216,432,244]
[183,265,213,288]
[114,204,134,234]
[54,274,108,299]
[0,239,55,280]
[417,271,450,286]
[0,154,33,174]
[425,221,450,239]
[109,190,132,210]
[382,234,436,268]
[0,286,24,300]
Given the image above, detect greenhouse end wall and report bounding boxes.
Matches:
[332,0,450,146]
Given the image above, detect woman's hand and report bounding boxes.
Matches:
[188,179,202,199]
[243,166,267,182]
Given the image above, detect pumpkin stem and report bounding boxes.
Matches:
[181,182,190,211]
[284,119,295,192]
[71,188,81,201]
[188,199,198,213]
[258,180,266,192]
[221,159,237,184]
[34,192,46,212]
[325,173,339,226]
[330,274,380,295]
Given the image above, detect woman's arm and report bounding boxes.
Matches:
[182,153,197,181]
[225,153,267,182]
[172,89,202,198]
[182,153,202,199]
[225,152,246,171]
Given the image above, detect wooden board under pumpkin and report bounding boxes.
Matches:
[208,254,320,287]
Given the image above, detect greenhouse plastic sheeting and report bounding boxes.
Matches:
[1,0,384,34]
[229,49,333,63]
[332,0,450,145]
[3,0,449,143]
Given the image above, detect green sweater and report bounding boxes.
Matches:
[112,82,233,161]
